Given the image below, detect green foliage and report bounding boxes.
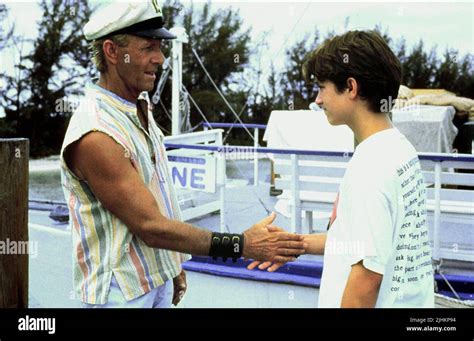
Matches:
[0,0,92,157]
[375,26,473,98]
[277,26,473,114]
[278,30,320,110]
[435,51,474,97]
[1,2,472,155]
[153,0,251,138]
[401,41,438,88]
[0,4,13,49]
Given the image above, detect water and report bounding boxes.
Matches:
[29,169,64,202]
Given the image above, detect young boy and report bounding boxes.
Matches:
[250,30,434,308]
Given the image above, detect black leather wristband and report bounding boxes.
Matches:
[209,232,244,262]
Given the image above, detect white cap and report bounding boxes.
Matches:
[83,0,176,41]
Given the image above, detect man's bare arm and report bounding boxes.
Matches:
[340,261,383,308]
[64,132,305,261]
[64,131,212,255]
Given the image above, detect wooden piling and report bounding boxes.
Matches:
[0,138,29,308]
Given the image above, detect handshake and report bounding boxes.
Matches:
[241,212,308,273]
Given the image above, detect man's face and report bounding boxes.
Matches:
[115,36,165,95]
[314,81,351,126]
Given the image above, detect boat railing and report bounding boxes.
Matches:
[201,122,267,186]
[164,141,474,263]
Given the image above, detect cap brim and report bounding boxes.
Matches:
[132,27,177,40]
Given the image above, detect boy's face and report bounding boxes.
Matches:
[314,81,351,126]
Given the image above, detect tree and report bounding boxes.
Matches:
[219,31,278,145]
[370,26,474,97]
[0,4,19,137]
[280,24,473,104]
[453,54,474,98]
[402,40,438,88]
[151,0,251,140]
[434,50,474,98]
[0,0,93,156]
[241,63,285,145]
[0,4,13,50]
[278,30,321,110]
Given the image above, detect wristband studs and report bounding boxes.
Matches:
[209,232,244,262]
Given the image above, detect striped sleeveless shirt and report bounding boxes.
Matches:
[60,83,191,304]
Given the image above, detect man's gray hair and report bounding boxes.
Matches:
[89,34,130,73]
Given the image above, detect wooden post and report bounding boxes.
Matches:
[0,138,29,308]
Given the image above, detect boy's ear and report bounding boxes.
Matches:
[347,78,354,92]
[346,78,358,99]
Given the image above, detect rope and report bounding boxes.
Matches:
[438,270,461,300]
[434,259,461,300]
[434,293,474,308]
[258,1,312,84]
[222,104,250,144]
[151,57,172,106]
[180,90,192,133]
[221,35,267,144]
[158,99,172,120]
[191,47,256,142]
[180,84,213,129]
[152,59,213,133]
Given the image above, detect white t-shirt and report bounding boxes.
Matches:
[318,128,434,308]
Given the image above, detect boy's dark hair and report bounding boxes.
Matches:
[302,30,402,113]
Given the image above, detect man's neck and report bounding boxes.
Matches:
[348,109,394,144]
[97,74,138,104]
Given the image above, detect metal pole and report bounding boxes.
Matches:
[217,132,226,233]
[220,157,226,233]
[290,154,299,234]
[171,27,188,135]
[253,128,259,186]
[433,162,442,261]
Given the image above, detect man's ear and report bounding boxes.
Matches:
[346,77,358,99]
[103,40,121,67]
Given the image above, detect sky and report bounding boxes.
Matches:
[0,0,473,117]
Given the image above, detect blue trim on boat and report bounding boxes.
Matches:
[183,256,322,288]
[165,143,474,163]
[417,153,474,163]
[201,122,268,130]
[434,274,474,300]
[165,143,355,157]
[183,256,474,301]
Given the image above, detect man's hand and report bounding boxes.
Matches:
[172,270,187,306]
[242,213,306,263]
[247,225,287,272]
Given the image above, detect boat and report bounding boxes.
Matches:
[26,27,474,309]
[27,157,474,308]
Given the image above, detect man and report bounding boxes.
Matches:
[61,1,306,308]
[249,30,434,308]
